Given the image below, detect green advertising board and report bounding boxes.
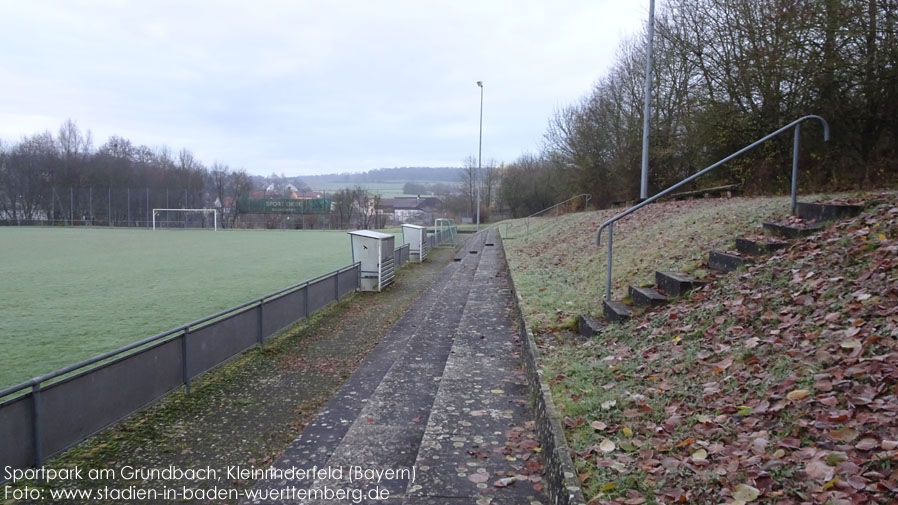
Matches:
[237,197,332,214]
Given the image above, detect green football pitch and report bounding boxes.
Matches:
[0,227,385,389]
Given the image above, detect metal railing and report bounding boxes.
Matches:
[0,262,365,474]
[596,115,830,300]
[524,194,592,238]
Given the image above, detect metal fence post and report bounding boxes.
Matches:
[791,123,801,215]
[182,327,191,394]
[31,383,43,470]
[303,283,310,318]
[334,272,339,301]
[605,223,614,300]
[258,299,265,348]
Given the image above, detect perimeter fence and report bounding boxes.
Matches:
[0,242,418,476]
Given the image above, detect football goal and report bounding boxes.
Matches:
[434,218,458,246]
[152,208,219,230]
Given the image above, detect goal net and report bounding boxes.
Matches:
[434,218,458,246]
[152,209,219,230]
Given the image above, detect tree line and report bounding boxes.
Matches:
[0,119,253,226]
[0,120,408,230]
[498,0,897,215]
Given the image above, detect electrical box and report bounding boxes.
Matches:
[348,230,396,292]
[401,224,428,263]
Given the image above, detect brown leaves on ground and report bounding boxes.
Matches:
[548,193,898,504]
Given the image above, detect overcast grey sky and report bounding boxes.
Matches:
[0,1,646,176]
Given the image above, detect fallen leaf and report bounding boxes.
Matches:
[806,460,835,481]
[732,484,760,502]
[494,477,516,488]
[490,389,504,394]
[829,427,859,442]
[622,427,634,437]
[599,438,616,453]
[590,420,607,431]
[840,339,862,350]
[691,449,708,461]
[468,472,489,483]
[786,389,810,401]
[601,399,617,410]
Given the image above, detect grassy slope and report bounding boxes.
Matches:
[0,228,392,388]
[503,192,898,504]
[502,196,795,331]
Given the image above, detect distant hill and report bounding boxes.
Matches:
[302,167,462,184]
[249,167,463,198]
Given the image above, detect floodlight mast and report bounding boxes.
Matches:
[476,80,483,231]
[639,0,656,200]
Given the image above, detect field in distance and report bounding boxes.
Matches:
[0,227,373,389]
[308,180,456,198]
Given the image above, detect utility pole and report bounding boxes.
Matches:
[639,0,656,200]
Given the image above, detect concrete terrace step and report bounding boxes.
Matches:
[763,221,825,238]
[628,285,668,307]
[708,250,747,273]
[579,314,602,337]
[796,201,863,221]
[603,299,631,323]
[407,229,545,504]
[655,271,707,297]
[244,229,547,504]
[736,237,789,256]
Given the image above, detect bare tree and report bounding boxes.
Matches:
[210,163,230,227]
[353,186,381,229]
[459,155,478,217]
[331,188,356,229]
[230,169,253,227]
[480,158,499,210]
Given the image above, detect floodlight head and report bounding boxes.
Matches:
[476,81,482,87]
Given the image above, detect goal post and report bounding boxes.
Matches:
[434,218,457,246]
[152,209,218,231]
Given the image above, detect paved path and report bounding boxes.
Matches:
[245,229,547,505]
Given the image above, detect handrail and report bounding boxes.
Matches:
[521,193,592,239]
[596,115,830,300]
[526,194,592,219]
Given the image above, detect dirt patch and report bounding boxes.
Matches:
[4,246,459,505]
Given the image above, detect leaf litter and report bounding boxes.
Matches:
[509,192,898,504]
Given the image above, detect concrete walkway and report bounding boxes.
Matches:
[245,229,547,505]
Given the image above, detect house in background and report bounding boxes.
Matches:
[377,196,442,225]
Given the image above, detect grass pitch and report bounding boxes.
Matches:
[0,227,367,389]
